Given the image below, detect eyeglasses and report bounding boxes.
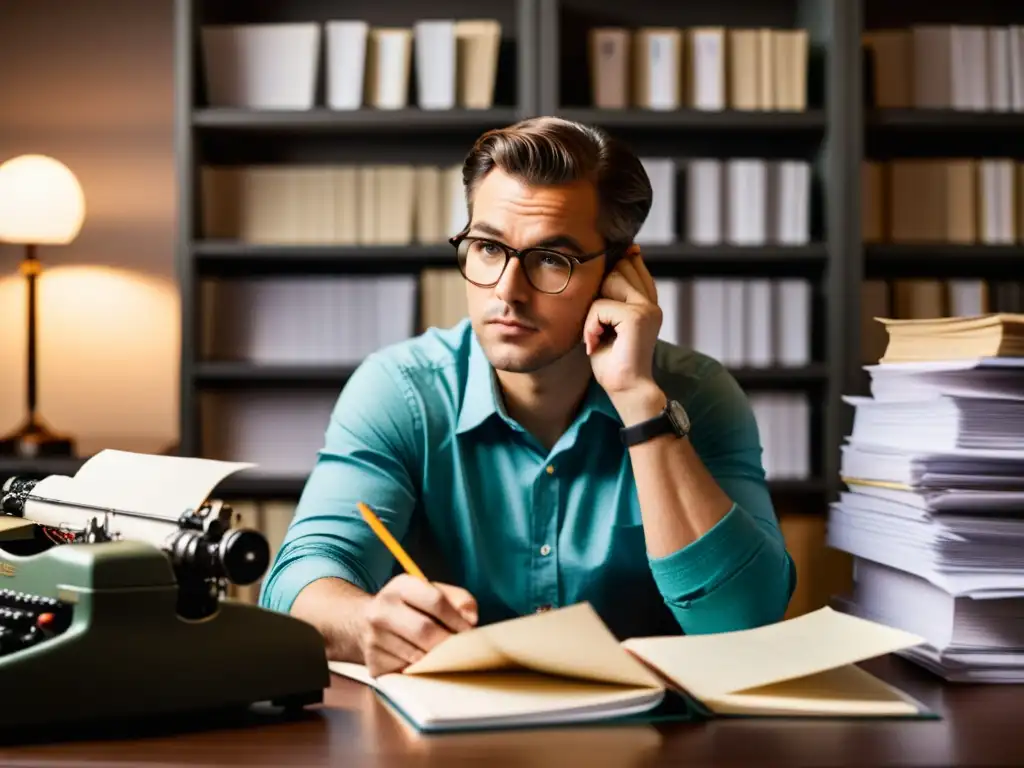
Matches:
[449,232,607,295]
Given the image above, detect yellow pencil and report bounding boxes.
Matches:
[357,501,427,582]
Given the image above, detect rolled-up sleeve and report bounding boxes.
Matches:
[258,353,422,615]
[647,367,796,633]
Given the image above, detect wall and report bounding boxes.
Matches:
[0,0,179,456]
[780,511,852,618]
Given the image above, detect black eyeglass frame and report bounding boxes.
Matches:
[448,231,610,295]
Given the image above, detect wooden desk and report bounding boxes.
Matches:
[1,656,1022,767]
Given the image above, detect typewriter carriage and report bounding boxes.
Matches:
[1,477,274,619]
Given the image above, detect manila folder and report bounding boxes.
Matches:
[329,603,667,732]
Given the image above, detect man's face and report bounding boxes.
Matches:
[463,168,607,373]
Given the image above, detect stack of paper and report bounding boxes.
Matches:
[832,560,1024,684]
[828,314,1024,682]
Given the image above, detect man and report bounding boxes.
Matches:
[259,116,795,676]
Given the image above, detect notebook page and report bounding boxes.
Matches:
[707,665,920,716]
[406,603,663,689]
[67,449,255,520]
[333,663,664,729]
[401,624,511,674]
[482,603,663,688]
[622,606,924,699]
[379,689,665,754]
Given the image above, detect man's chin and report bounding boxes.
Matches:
[478,336,547,373]
[479,336,578,374]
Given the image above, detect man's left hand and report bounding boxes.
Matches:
[584,246,667,424]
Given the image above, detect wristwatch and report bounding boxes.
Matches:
[619,400,691,447]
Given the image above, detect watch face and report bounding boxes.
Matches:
[667,401,690,435]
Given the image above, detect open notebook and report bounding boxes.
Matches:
[329,603,932,732]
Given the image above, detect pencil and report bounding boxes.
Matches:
[357,501,427,582]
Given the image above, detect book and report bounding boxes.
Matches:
[328,602,932,733]
[878,314,1024,363]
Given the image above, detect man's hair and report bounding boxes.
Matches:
[461,116,652,265]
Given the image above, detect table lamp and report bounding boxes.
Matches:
[0,154,85,458]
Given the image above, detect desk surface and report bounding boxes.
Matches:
[2,656,1022,767]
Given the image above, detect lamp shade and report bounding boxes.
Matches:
[0,154,86,245]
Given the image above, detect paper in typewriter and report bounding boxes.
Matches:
[22,451,254,541]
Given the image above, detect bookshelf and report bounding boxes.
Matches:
[533,0,856,508]
[858,0,1024,395]
[0,0,955,512]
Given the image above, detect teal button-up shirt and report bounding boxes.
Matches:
[259,319,795,639]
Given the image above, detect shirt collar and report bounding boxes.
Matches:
[583,376,624,426]
[455,333,508,435]
[456,332,623,435]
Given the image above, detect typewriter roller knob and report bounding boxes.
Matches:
[219,528,270,585]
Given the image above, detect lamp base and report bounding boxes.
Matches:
[0,416,75,459]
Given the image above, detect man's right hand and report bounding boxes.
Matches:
[358,574,478,677]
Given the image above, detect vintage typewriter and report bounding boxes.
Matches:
[0,457,330,729]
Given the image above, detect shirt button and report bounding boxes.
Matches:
[546,465,555,474]
[540,544,551,556]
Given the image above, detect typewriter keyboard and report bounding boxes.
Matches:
[0,590,72,655]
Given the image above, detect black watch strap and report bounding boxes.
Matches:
[618,400,689,447]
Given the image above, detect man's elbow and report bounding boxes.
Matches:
[664,543,796,635]
[258,540,378,617]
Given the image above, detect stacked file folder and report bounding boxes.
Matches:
[828,313,1024,683]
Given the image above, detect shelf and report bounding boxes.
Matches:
[193,242,457,275]
[866,109,1024,133]
[215,473,310,500]
[192,107,827,135]
[195,362,358,389]
[192,107,521,133]
[731,365,829,388]
[865,109,1024,157]
[555,108,827,132]
[865,244,1024,278]
[192,241,828,277]
[643,244,827,277]
[192,362,828,392]
[643,244,826,260]
[767,478,830,496]
[0,457,83,482]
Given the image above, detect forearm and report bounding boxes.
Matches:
[613,382,794,633]
[290,576,373,662]
[614,384,733,559]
